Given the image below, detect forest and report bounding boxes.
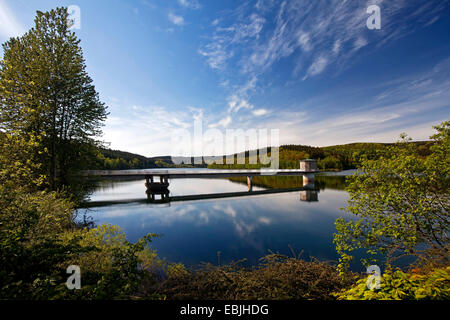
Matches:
[96,141,434,171]
[206,141,433,171]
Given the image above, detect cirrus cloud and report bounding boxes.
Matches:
[168,12,185,26]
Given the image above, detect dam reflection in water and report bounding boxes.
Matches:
[84,175,355,268]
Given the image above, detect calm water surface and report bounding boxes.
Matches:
[83,169,360,269]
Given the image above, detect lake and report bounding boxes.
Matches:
[82,169,363,270]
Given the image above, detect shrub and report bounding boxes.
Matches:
[334,266,450,300]
[150,254,354,300]
[334,122,449,274]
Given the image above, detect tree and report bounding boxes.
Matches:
[318,155,342,170]
[334,121,449,275]
[0,7,108,190]
[0,8,163,300]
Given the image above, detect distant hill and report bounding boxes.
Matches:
[93,141,433,171]
[94,148,206,170]
[207,141,433,171]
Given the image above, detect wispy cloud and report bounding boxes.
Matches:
[178,0,201,10]
[200,0,446,81]
[0,0,25,40]
[252,109,267,116]
[194,0,449,140]
[227,95,254,113]
[198,41,233,70]
[209,116,232,128]
[168,12,185,26]
[244,58,450,146]
[303,56,328,80]
[198,12,265,70]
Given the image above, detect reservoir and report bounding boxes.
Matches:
[83,169,361,270]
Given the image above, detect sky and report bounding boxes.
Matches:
[0,0,449,157]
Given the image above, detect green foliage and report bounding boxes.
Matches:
[59,225,157,274]
[0,140,157,299]
[0,184,160,299]
[334,266,450,300]
[56,225,159,299]
[0,7,108,190]
[334,121,449,274]
[0,131,47,191]
[0,187,85,299]
[0,138,159,299]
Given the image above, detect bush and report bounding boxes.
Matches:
[334,267,450,300]
[334,122,449,274]
[58,225,159,299]
[149,254,354,300]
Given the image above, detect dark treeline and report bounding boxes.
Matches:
[94,148,206,170]
[96,148,171,170]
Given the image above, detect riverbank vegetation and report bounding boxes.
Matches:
[0,7,448,300]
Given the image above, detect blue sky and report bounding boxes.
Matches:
[1,0,449,157]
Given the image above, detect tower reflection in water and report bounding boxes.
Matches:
[146,189,170,203]
[299,189,319,202]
